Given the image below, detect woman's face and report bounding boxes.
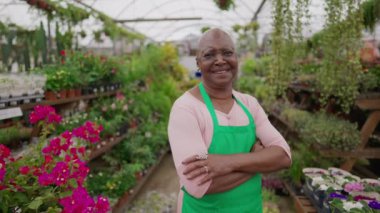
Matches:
[197,32,238,88]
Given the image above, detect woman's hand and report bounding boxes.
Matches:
[182,154,233,185]
[251,139,264,152]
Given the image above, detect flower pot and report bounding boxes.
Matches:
[129,119,138,129]
[44,91,58,101]
[58,90,67,99]
[74,89,82,97]
[67,89,76,98]
[135,171,143,181]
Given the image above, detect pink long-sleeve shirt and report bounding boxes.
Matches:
[168,90,291,210]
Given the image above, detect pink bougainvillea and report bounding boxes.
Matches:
[29,105,62,124]
[0,105,110,212]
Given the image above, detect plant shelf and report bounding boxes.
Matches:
[112,148,170,213]
[88,134,127,161]
[283,181,317,213]
[3,91,118,111]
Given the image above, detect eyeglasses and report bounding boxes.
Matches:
[200,49,235,61]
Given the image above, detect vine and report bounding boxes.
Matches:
[318,0,363,112]
[362,0,380,32]
[232,22,260,55]
[269,0,310,96]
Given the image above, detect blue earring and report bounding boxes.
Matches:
[195,69,202,78]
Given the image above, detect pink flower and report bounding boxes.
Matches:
[70,159,89,186]
[94,196,110,213]
[0,159,5,170]
[0,145,10,159]
[29,105,62,124]
[344,182,364,192]
[59,186,95,213]
[32,166,42,176]
[116,91,125,101]
[78,147,86,155]
[43,137,64,156]
[19,166,30,175]
[0,169,5,182]
[72,126,86,139]
[0,159,5,182]
[60,50,66,56]
[42,155,53,169]
[72,121,103,144]
[0,184,6,190]
[51,161,70,186]
[38,172,54,186]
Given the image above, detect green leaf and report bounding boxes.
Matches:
[28,196,43,210]
[59,190,73,199]
[68,178,78,189]
[13,191,28,203]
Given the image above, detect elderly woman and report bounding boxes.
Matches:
[168,28,291,212]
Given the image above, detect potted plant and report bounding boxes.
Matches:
[0,105,110,212]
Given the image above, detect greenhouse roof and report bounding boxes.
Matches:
[0,0,267,43]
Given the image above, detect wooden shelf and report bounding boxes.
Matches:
[288,84,315,93]
[112,148,170,213]
[88,133,128,161]
[355,97,380,110]
[283,182,317,213]
[319,148,380,159]
[268,112,299,140]
[4,90,118,111]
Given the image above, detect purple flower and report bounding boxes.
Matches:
[329,192,347,200]
[369,200,380,210]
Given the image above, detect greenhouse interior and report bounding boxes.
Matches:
[1,0,380,212]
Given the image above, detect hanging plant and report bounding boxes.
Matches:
[269,0,310,96]
[213,0,235,11]
[26,0,91,24]
[318,0,363,112]
[362,0,380,32]
[232,22,260,55]
[97,13,144,40]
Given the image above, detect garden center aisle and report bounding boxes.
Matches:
[126,152,179,212]
[124,152,294,213]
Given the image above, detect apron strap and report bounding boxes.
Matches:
[235,98,254,125]
[199,82,219,126]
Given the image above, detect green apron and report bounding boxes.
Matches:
[182,82,262,213]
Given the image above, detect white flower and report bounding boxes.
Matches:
[123,104,129,111]
[312,176,325,186]
[145,132,152,138]
[111,103,116,110]
[343,201,363,211]
[335,176,348,186]
[319,184,328,190]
